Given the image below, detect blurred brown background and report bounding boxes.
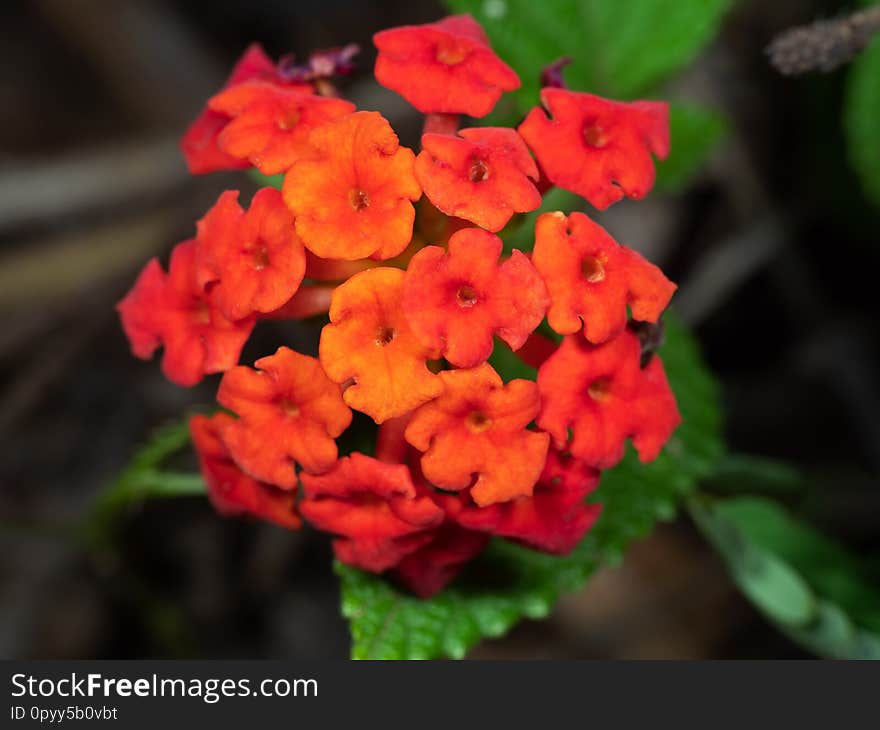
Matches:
[1,0,878,659]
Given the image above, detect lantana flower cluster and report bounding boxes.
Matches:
[118,15,680,598]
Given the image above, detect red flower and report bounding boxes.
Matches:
[196,188,307,321]
[374,14,519,117]
[319,268,443,424]
[283,111,421,261]
[532,211,676,343]
[443,447,601,555]
[537,331,680,468]
[405,363,550,506]
[380,412,599,556]
[300,453,444,572]
[181,44,308,174]
[217,347,352,487]
[402,227,549,368]
[190,413,300,529]
[519,89,669,210]
[117,240,255,387]
[414,127,541,231]
[208,82,355,174]
[394,525,489,598]
[372,416,498,596]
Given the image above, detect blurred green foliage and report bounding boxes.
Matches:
[656,104,727,191]
[692,496,880,659]
[844,3,880,206]
[446,0,731,102]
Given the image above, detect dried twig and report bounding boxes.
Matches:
[767,6,880,75]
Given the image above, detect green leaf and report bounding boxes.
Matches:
[445,0,732,102]
[339,310,724,658]
[488,339,538,382]
[705,452,804,497]
[249,169,284,190]
[337,540,601,660]
[123,471,207,498]
[711,497,880,632]
[656,104,726,192]
[690,499,816,625]
[783,600,880,661]
[690,496,880,659]
[845,32,880,206]
[83,419,205,545]
[120,419,193,474]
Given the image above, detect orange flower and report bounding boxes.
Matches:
[402,227,549,368]
[208,81,355,174]
[217,347,352,487]
[181,44,307,174]
[537,331,680,468]
[190,413,300,529]
[414,127,541,231]
[319,268,442,423]
[282,111,421,261]
[196,188,306,321]
[532,211,676,343]
[519,89,669,210]
[117,240,255,387]
[300,453,444,572]
[374,15,519,117]
[405,363,550,506]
